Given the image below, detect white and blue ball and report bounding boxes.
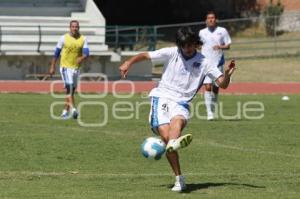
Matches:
[141,137,166,160]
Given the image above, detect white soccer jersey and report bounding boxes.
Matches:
[148,47,223,102]
[199,26,231,65]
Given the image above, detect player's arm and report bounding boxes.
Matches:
[214,43,230,50]
[215,60,236,89]
[49,49,61,75]
[49,36,64,75]
[119,52,150,78]
[77,37,90,65]
[213,29,232,50]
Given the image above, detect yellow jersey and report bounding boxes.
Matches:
[59,33,87,69]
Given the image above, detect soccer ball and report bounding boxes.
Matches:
[141,137,166,160]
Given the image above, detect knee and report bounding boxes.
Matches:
[205,84,212,91]
[65,84,76,95]
[65,84,71,94]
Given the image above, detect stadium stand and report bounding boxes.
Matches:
[0,0,108,54]
[0,0,152,80]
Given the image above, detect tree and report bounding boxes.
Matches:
[263,0,284,36]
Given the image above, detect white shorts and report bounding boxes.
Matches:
[60,67,80,88]
[203,65,224,85]
[149,97,190,135]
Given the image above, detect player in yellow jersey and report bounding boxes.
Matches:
[49,20,89,119]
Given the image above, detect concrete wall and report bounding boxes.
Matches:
[0,55,152,80]
[0,55,52,80]
[278,12,300,31]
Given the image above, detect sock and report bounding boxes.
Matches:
[176,175,184,182]
[204,91,213,116]
[62,109,68,115]
[71,107,77,113]
[211,92,218,113]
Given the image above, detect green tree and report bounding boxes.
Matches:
[263,0,284,36]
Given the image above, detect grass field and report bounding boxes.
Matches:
[0,93,299,199]
[153,56,300,82]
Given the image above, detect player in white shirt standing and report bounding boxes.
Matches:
[199,11,232,120]
[119,27,235,192]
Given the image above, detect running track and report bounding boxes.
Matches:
[0,81,299,94]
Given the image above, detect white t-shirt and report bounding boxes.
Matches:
[148,47,223,102]
[199,26,231,66]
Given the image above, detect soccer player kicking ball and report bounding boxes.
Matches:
[49,20,89,119]
[199,11,232,120]
[119,27,236,192]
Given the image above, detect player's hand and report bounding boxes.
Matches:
[225,60,236,76]
[213,45,220,50]
[119,61,130,79]
[77,57,83,65]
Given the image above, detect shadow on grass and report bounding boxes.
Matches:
[161,182,265,193]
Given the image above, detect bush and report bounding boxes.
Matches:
[263,0,284,36]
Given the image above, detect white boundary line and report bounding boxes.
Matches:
[205,140,300,158]
[0,171,299,178]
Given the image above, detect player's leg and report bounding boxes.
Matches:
[166,116,192,152]
[149,97,186,191]
[60,67,72,119]
[158,118,184,174]
[59,68,79,119]
[166,102,192,192]
[204,76,214,120]
[157,124,181,175]
[210,64,224,116]
[67,85,78,119]
[158,122,186,192]
[149,98,181,176]
[166,101,192,152]
[168,117,190,192]
[212,84,219,114]
[166,117,186,175]
[70,69,80,119]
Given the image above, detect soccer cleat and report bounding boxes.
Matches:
[166,134,193,153]
[72,110,79,119]
[207,113,214,121]
[171,176,187,192]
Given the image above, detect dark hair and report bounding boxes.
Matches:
[206,11,217,19]
[70,20,79,27]
[176,26,200,48]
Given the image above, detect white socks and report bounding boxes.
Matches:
[62,109,68,115]
[62,107,77,115]
[71,107,77,113]
[211,92,218,113]
[204,91,213,115]
[204,91,218,118]
[176,175,184,182]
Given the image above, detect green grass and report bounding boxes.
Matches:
[153,56,300,82]
[0,93,299,199]
[156,30,300,59]
[230,56,300,82]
